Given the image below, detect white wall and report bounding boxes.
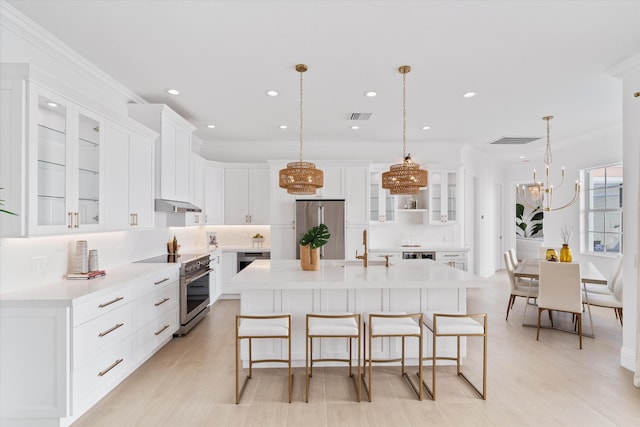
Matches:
[462,145,506,277]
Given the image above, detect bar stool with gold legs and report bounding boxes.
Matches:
[235,314,292,404]
[422,312,487,400]
[306,313,361,402]
[362,312,423,401]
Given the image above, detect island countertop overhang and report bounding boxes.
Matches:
[228,259,488,290]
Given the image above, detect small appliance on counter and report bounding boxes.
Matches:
[136,252,211,335]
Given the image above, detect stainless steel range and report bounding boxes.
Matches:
[136,253,211,335]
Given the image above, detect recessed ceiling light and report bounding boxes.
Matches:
[463,92,476,98]
[165,88,180,95]
[47,102,58,107]
[519,155,525,159]
[421,126,431,130]
[351,125,360,130]
[279,125,288,129]
[266,90,279,97]
[207,124,216,129]
[364,91,377,97]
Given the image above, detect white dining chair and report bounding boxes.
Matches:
[537,261,583,349]
[504,251,538,320]
[584,254,623,326]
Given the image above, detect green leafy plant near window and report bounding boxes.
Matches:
[0,188,17,216]
[516,203,543,238]
[299,223,330,248]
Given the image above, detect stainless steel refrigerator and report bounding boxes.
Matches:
[295,199,345,260]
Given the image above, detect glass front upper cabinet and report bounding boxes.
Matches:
[429,170,458,224]
[32,88,103,234]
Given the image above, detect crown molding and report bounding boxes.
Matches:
[607,52,640,79]
[0,1,147,104]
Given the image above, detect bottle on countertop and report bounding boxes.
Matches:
[173,235,178,254]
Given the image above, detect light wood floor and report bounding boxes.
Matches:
[73,271,640,426]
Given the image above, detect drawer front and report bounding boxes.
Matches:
[134,308,178,364]
[437,251,467,261]
[136,283,179,327]
[74,287,134,327]
[134,269,180,298]
[73,336,133,405]
[74,303,134,361]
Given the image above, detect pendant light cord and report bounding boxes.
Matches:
[299,68,304,163]
[544,116,552,166]
[402,70,407,159]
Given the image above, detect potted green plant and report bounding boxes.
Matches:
[299,223,330,271]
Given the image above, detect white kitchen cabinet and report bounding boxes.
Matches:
[270,224,297,260]
[128,104,195,203]
[269,162,296,226]
[0,265,179,426]
[204,164,225,225]
[369,170,396,223]
[104,120,156,230]
[436,251,468,271]
[224,166,270,225]
[0,72,106,236]
[221,251,239,298]
[345,166,369,225]
[317,165,345,198]
[429,169,459,224]
[209,250,222,302]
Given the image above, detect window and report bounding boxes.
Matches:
[584,164,623,255]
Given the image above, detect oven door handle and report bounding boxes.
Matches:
[184,268,212,285]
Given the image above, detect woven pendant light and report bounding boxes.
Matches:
[279,64,324,195]
[382,65,428,195]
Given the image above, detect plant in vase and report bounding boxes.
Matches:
[560,224,574,262]
[299,223,330,271]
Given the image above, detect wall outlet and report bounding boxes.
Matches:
[32,256,47,273]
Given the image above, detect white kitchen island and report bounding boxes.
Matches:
[228,259,488,367]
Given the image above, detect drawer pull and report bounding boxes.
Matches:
[154,324,170,336]
[154,297,170,307]
[154,278,170,285]
[98,323,124,337]
[98,296,124,308]
[98,358,123,377]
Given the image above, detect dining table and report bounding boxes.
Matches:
[513,258,607,337]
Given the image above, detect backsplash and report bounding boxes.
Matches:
[0,218,270,293]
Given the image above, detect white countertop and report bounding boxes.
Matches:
[0,264,180,307]
[227,259,487,290]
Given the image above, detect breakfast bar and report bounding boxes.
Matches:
[228,259,488,366]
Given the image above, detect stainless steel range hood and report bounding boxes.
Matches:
[155,199,202,213]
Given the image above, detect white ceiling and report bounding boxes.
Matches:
[7,0,640,164]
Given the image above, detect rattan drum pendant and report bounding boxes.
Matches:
[279,64,324,195]
[382,65,427,195]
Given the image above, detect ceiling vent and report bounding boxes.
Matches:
[489,136,540,145]
[348,112,373,121]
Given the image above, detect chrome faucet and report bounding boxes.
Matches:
[355,229,368,267]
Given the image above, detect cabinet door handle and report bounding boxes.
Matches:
[98,358,124,377]
[154,324,170,336]
[98,323,124,337]
[154,277,170,285]
[134,213,138,226]
[130,213,135,226]
[154,297,170,307]
[68,212,73,228]
[74,211,80,228]
[98,296,124,308]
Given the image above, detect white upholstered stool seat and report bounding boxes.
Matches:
[236,314,292,404]
[362,312,423,401]
[422,312,487,400]
[306,313,361,402]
